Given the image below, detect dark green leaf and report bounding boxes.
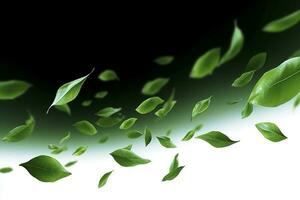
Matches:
[255,122,287,142]
[227,98,242,105]
[196,131,239,148]
[95,107,122,118]
[98,69,119,81]
[0,167,13,173]
[51,145,68,155]
[142,78,169,96]
[98,171,113,188]
[119,118,137,130]
[162,166,184,182]
[245,52,267,71]
[0,80,31,100]
[136,97,164,114]
[157,136,176,148]
[232,70,255,88]
[110,148,151,167]
[169,153,179,172]
[73,120,97,135]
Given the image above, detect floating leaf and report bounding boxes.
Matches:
[54,104,71,115]
[72,146,87,156]
[157,136,176,148]
[144,127,152,146]
[153,55,174,66]
[192,96,212,119]
[0,80,31,100]
[232,70,255,88]
[245,52,267,71]
[220,21,244,65]
[47,69,94,113]
[81,100,92,107]
[96,116,124,127]
[20,155,71,182]
[189,48,221,79]
[227,98,242,105]
[94,91,108,99]
[293,94,300,109]
[99,135,109,143]
[141,78,169,96]
[196,131,238,148]
[51,145,68,155]
[162,166,184,182]
[166,129,172,136]
[2,114,35,142]
[64,161,77,167]
[136,97,164,114]
[182,124,203,141]
[123,144,133,150]
[119,118,138,130]
[59,132,71,145]
[98,171,113,188]
[249,57,300,107]
[263,9,300,33]
[169,154,179,172]
[290,49,300,58]
[255,122,287,142]
[241,102,253,118]
[98,69,119,81]
[73,120,97,136]
[110,148,151,167]
[0,167,13,173]
[126,130,143,139]
[95,107,122,118]
[155,89,176,118]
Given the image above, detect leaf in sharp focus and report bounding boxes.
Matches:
[59,132,71,145]
[169,153,179,172]
[0,167,13,173]
[98,69,119,81]
[64,160,77,167]
[98,171,113,188]
[255,122,287,142]
[144,127,152,147]
[72,146,87,156]
[293,94,300,109]
[110,148,151,167]
[95,107,122,118]
[119,118,138,130]
[192,96,212,119]
[142,78,169,96]
[136,97,164,114]
[126,130,143,139]
[0,80,31,100]
[249,57,300,107]
[162,166,184,182]
[227,98,243,105]
[220,21,244,65]
[20,155,71,182]
[245,52,267,71]
[157,136,176,148]
[96,116,124,128]
[47,68,94,113]
[94,91,108,99]
[2,114,35,142]
[196,131,239,148]
[263,9,300,33]
[153,55,174,66]
[98,135,109,143]
[81,100,92,107]
[232,70,256,88]
[241,102,253,119]
[73,120,97,136]
[155,89,176,118]
[290,49,300,58]
[189,47,221,79]
[54,104,71,115]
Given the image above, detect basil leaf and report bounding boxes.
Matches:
[157,136,176,148]
[72,146,87,156]
[54,104,71,115]
[255,122,287,142]
[144,127,152,147]
[136,97,164,114]
[192,96,212,119]
[95,107,122,118]
[153,55,174,66]
[0,80,31,100]
[142,78,169,96]
[232,70,255,88]
[110,148,151,167]
[119,118,138,130]
[196,131,239,148]
[98,69,119,81]
[98,170,113,188]
[245,52,267,71]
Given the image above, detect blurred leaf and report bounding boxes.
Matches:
[136,97,164,114]
[59,132,71,145]
[81,100,92,107]
[73,120,97,136]
[98,69,119,81]
[0,167,13,173]
[95,107,122,118]
[72,146,87,156]
[54,104,71,115]
[153,55,174,66]
[64,160,77,167]
[126,130,143,139]
[141,78,169,96]
[119,118,138,130]
[245,52,267,71]
[232,70,255,88]
[96,116,124,127]
[0,80,31,100]
[94,91,108,99]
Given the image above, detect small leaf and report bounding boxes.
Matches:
[0,80,31,100]
[162,166,184,182]
[290,49,300,58]
[182,124,203,141]
[232,70,255,88]
[166,129,172,136]
[263,9,300,33]
[98,171,113,188]
[189,47,221,79]
[241,102,253,118]
[98,69,119,81]
[293,94,300,109]
[144,127,152,146]
[123,144,133,150]
[47,68,93,113]
[81,100,92,107]
[255,122,287,142]
[196,131,239,148]
[59,132,71,145]
[73,120,97,135]
[64,160,77,167]
[110,148,151,167]
[94,91,108,99]
[95,107,122,118]
[136,97,164,114]
[0,167,13,173]
[51,145,68,155]
[20,155,71,182]
[157,136,176,148]
[153,55,174,66]
[245,52,267,71]
[155,89,176,118]
[119,118,138,130]
[227,98,242,105]
[72,146,87,156]
[169,153,179,172]
[98,135,109,143]
[96,116,124,127]
[54,104,71,115]
[141,78,169,96]
[126,130,143,139]
[192,96,212,119]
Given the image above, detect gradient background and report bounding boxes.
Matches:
[1,1,300,199]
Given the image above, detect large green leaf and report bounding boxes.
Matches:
[110,148,151,167]
[136,97,164,114]
[196,131,239,148]
[0,80,31,100]
[255,122,287,142]
[141,78,169,95]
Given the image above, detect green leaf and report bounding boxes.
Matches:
[47,68,93,113]
[95,107,122,118]
[182,124,203,141]
[59,132,71,145]
[169,153,179,172]
[119,118,138,130]
[54,104,71,115]
[48,144,59,150]
[2,114,35,142]
[162,166,184,182]
[94,91,108,99]
[232,70,255,88]
[98,135,109,143]
[249,57,300,107]
[141,78,169,96]
[255,122,287,142]
[192,96,212,119]
[73,120,97,136]
[144,127,152,147]
[96,116,124,127]
[126,130,143,139]
[110,148,151,167]
[189,48,221,79]
[157,136,176,148]
[166,129,172,136]
[155,89,176,118]
[263,9,300,33]
[293,94,300,109]
[20,155,71,182]
[136,97,164,114]
[51,145,68,155]
[290,49,300,58]
[0,80,31,100]
[0,167,13,173]
[98,69,119,81]
[245,52,267,71]
[196,131,239,148]
[64,160,77,167]
[220,21,244,65]
[98,171,113,188]
[72,146,87,156]
[81,100,92,107]
[241,102,253,118]
[123,144,133,150]
[227,98,242,105]
[153,55,174,66]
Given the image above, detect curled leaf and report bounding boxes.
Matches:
[144,127,152,147]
